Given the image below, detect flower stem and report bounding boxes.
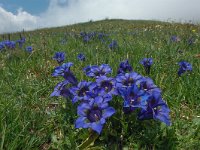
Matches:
[78,131,99,150]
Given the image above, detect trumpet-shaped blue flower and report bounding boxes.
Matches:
[83,35,90,42]
[80,32,86,37]
[96,76,118,96]
[85,64,112,78]
[53,52,65,64]
[16,37,26,48]
[52,62,73,76]
[178,61,192,76]
[138,92,171,126]
[140,58,153,67]
[75,96,116,134]
[136,77,161,94]
[117,60,133,74]
[25,46,33,53]
[109,40,118,49]
[50,80,73,99]
[116,72,143,89]
[52,62,78,85]
[3,40,16,49]
[83,65,91,74]
[171,35,181,42]
[140,58,153,75]
[70,81,94,103]
[77,53,85,61]
[0,42,5,51]
[98,33,108,39]
[98,33,108,43]
[119,84,149,113]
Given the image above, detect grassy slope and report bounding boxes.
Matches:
[0,19,200,149]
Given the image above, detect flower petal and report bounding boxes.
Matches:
[75,117,87,128]
[91,122,103,134]
[102,107,116,118]
[77,103,91,116]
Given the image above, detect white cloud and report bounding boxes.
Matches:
[0,0,200,33]
[0,7,38,33]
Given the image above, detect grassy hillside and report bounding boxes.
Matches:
[0,19,200,149]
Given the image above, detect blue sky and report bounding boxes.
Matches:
[0,0,200,34]
[0,0,49,14]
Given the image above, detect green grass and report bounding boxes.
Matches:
[0,19,200,149]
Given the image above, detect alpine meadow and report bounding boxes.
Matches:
[0,19,200,150]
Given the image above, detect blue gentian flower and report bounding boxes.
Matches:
[89,32,96,37]
[3,40,16,49]
[116,72,143,89]
[140,58,153,75]
[50,80,73,99]
[83,35,90,42]
[16,37,26,48]
[75,96,116,134]
[86,91,113,104]
[117,60,133,74]
[80,32,96,43]
[52,62,78,85]
[85,64,112,78]
[25,46,33,53]
[0,42,5,51]
[2,40,9,47]
[83,65,91,74]
[52,62,73,77]
[84,65,98,77]
[80,32,86,37]
[53,52,65,64]
[70,81,94,103]
[10,41,16,49]
[171,35,181,42]
[109,40,118,49]
[140,58,153,66]
[77,53,85,61]
[98,33,108,38]
[119,84,150,113]
[138,92,171,126]
[98,33,108,43]
[136,77,161,94]
[96,76,118,96]
[178,61,192,76]
[98,33,105,39]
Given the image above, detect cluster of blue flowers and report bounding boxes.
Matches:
[0,37,33,53]
[51,58,172,134]
[170,35,181,42]
[53,52,66,64]
[139,57,192,76]
[50,34,193,135]
[109,40,118,50]
[140,58,153,75]
[80,32,97,43]
[80,32,109,42]
[52,52,86,64]
[170,35,196,46]
[25,46,33,53]
[178,61,193,76]
[79,31,118,49]
[0,40,16,50]
[77,53,86,61]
